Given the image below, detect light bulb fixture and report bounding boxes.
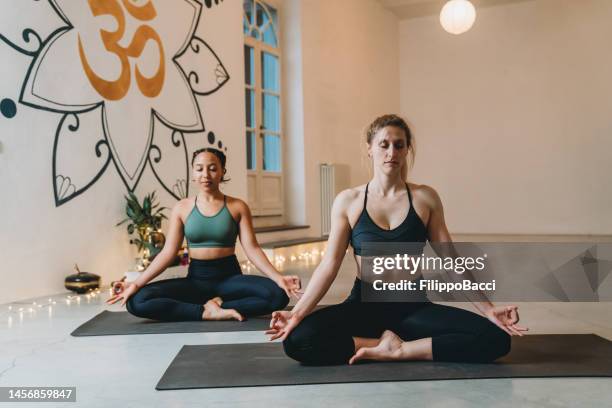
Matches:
[440,0,476,35]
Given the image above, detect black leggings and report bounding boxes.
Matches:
[126,255,288,321]
[283,279,511,365]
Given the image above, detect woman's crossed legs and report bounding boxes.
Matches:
[126,274,288,321]
[282,301,511,365]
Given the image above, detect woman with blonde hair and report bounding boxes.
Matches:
[267,114,527,365]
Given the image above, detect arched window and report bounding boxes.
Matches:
[244,0,283,217]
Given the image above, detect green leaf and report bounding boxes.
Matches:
[116,218,129,226]
[143,198,151,215]
[131,238,144,251]
[117,191,168,235]
[132,205,143,218]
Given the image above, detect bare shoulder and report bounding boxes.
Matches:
[335,184,366,205]
[225,195,249,216]
[176,197,194,208]
[172,198,194,221]
[409,183,442,209]
[334,185,367,222]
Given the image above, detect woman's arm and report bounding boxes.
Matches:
[289,190,353,319]
[424,185,527,336]
[421,185,494,315]
[234,199,300,298]
[131,200,186,289]
[235,198,285,283]
[267,190,357,341]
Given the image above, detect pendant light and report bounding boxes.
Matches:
[440,0,477,35]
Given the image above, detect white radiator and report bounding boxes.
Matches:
[320,164,349,236]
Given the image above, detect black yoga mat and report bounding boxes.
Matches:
[156,334,612,390]
[71,310,276,336]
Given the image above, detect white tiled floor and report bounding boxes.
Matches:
[1,256,611,408]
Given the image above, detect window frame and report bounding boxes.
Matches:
[244,0,284,217]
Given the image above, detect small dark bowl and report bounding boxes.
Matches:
[65,272,100,294]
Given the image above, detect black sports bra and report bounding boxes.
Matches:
[350,183,429,255]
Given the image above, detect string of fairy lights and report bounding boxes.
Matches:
[2,289,108,327]
[241,244,329,271]
[2,242,333,327]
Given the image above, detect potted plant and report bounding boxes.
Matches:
[117,191,168,262]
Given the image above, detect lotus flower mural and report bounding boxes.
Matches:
[0,0,229,205]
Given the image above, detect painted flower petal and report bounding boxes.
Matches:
[153,0,201,58]
[148,120,190,200]
[103,101,152,190]
[21,28,101,112]
[175,37,230,96]
[0,0,67,57]
[53,108,111,206]
[152,66,203,132]
[52,0,83,26]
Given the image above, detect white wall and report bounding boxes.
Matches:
[399,0,612,235]
[285,0,401,234]
[281,0,307,226]
[0,1,245,303]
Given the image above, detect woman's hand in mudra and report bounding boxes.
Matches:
[266,310,301,341]
[106,282,139,307]
[485,305,529,336]
[275,275,303,299]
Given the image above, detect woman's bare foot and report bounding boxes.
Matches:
[349,330,404,364]
[202,299,243,321]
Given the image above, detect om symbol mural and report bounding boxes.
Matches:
[0,0,229,205]
[78,0,166,100]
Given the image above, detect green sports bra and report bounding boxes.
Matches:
[184,195,239,248]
